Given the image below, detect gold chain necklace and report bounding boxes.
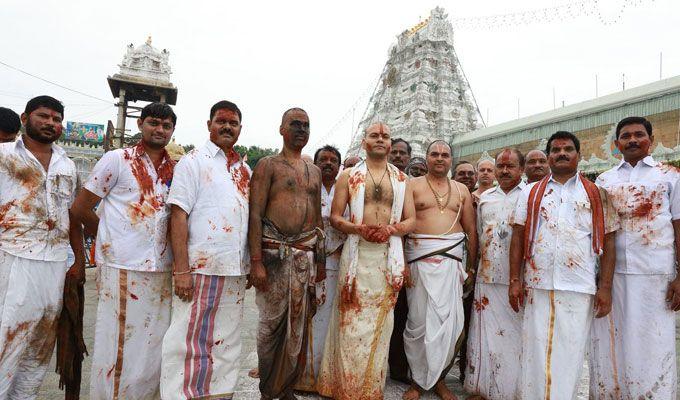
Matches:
[367,165,389,202]
[426,176,451,213]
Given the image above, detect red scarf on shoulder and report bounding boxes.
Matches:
[523,173,604,260]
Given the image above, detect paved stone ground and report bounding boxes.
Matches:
[38,268,679,399]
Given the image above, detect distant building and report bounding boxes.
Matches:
[453,75,680,173]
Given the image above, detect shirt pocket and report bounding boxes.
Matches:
[572,199,593,233]
[49,173,74,199]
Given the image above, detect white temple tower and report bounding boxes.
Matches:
[348,7,483,156]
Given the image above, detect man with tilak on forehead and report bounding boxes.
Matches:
[317,122,416,400]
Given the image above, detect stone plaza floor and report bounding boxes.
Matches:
[38,268,679,399]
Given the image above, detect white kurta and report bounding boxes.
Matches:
[513,174,618,398]
[162,141,251,399]
[0,137,77,398]
[465,184,524,399]
[590,156,680,399]
[403,233,467,390]
[89,265,172,400]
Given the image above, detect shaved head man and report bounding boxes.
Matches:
[525,149,548,183]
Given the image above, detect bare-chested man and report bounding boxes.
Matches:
[317,122,415,400]
[248,108,325,400]
[403,140,477,400]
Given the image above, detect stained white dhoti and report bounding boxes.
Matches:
[590,273,677,399]
[161,274,245,400]
[89,265,172,400]
[464,282,523,399]
[521,288,593,400]
[0,250,67,399]
[317,240,396,400]
[296,267,339,391]
[403,233,466,390]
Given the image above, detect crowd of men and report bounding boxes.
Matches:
[0,95,678,400]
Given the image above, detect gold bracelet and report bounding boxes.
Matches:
[173,270,192,276]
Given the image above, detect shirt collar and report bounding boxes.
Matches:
[490,181,525,196]
[16,134,67,158]
[204,139,222,157]
[132,141,173,166]
[548,173,579,187]
[616,155,657,170]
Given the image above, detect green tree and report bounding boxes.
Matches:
[234,145,279,169]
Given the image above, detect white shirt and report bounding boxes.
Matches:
[85,143,174,272]
[514,174,619,295]
[321,184,347,270]
[477,182,525,284]
[167,141,250,276]
[0,136,77,261]
[596,156,680,275]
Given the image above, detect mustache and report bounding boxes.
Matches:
[499,173,511,179]
[556,155,570,162]
[219,128,233,135]
[625,143,640,149]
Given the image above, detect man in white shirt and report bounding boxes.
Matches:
[0,95,83,398]
[509,131,618,399]
[72,102,177,399]
[589,117,680,399]
[160,101,250,400]
[464,148,525,400]
[296,145,346,392]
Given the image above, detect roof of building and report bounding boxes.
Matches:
[453,75,680,155]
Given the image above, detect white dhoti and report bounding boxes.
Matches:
[590,273,677,399]
[296,265,339,392]
[521,288,593,400]
[317,240,396,400]
[464,281,523,399]
[161,274,245,400]
[403,233,466,390]
[0,250,67,399]
[89,265,171,400]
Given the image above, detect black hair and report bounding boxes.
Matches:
[391,138,412,155]
[313,145,341,164]
[495,148,525,167]
[210,100,242,123]
[425,139,452,154]
[24,95,64,117]
[0,107,21,134]
[615,116,652,139]
[140,102,177,126]
[546,131,580,154]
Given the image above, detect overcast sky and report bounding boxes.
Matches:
[2,0,679,155]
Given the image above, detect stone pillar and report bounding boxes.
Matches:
[113,88,126,150]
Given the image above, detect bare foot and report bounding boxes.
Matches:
[402,384,421,400]
[434,380,457,400]
[249,367,260,378]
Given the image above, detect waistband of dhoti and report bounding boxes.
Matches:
[261,218,319,252]
[405,232,466,264]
